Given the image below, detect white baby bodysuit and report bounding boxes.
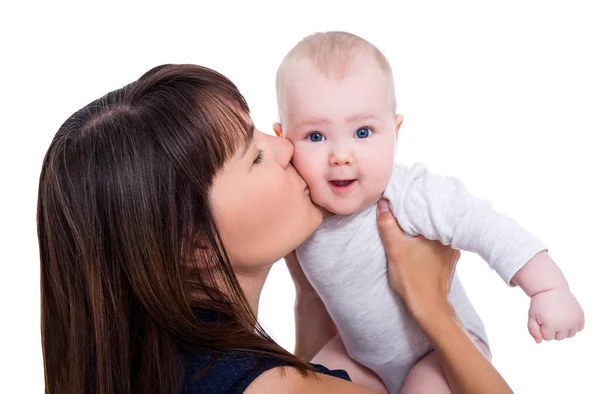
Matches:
[296,162,546,394]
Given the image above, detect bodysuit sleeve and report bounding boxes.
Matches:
[382,163,546,285]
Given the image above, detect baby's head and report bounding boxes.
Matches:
[275,31,403,216]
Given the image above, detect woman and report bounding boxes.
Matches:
[38,64,511,393]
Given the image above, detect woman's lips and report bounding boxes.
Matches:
[300,181,310,195]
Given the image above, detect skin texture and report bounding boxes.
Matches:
[274,56,402,216]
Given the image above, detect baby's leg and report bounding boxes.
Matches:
[398,340,490,394]
[312,334,389,394]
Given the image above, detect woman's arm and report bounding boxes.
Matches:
[377,198,513,394]
[285,251,337,362]
[415,307,510,394]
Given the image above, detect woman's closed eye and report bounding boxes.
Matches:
[354,127,373,139]
[253,149,264,164]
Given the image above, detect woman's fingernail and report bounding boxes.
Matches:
[378,199,389,212]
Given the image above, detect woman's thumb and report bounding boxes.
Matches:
[377,199,407,247]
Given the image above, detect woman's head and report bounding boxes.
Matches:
[38,64,319,393]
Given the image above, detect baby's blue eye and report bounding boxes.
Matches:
[355,127,372,139]
[308,133,324,142]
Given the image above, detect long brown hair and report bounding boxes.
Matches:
[38,64,312,394]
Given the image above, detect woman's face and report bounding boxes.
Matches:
[210,127,323,272]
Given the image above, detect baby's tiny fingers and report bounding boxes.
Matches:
[567,329,577,338]
[579,319,585,332]
[554,331,567,341]
[540,325,555,341]
[527,317,542,343]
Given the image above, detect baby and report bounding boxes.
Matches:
[274,32,585,394]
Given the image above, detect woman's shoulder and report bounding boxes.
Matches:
[243,364,368,394]
[182,349,285,394]
[182,349,352,394]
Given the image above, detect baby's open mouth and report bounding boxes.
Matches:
[329,180,356,187]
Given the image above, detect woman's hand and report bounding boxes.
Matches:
[285,250,318,295]
[285,251,337,361]
[376,199,460,319]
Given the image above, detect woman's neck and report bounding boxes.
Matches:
[235,264,272,316]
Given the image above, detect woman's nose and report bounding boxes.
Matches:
[272,133,295,168]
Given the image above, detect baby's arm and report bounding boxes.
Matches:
[385,163,584,342]
[512,251,584,342]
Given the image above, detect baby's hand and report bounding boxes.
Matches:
[527,287,584,343]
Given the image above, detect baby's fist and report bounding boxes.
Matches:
[527,287,584,343]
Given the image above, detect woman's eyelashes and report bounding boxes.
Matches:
[253,149,264,165]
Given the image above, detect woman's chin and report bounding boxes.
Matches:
[305,205,325,235]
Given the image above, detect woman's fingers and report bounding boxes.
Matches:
[453,250,461,264]
[377,198,410,245]
[285,250,316,294]
[376,199,409,257]
[447,250,460,290]
[376,199,406,239]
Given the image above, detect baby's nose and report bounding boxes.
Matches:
[329,151,353,166]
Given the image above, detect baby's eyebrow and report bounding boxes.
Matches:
[345,112,380,123]
[293,112,380,130]
[293,117,330,130]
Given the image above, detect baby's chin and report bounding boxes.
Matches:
[319,199,371,217]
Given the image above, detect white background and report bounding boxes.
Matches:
[1,1,598,392]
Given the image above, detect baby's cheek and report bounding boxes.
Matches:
[292,161,327,206]
[311,190,332,211]
[363,159,394,196]
[292,151,319,185]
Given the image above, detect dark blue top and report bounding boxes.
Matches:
[181,310,351,394]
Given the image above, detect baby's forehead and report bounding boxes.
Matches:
[282,55,386,85]
[281,54,393,94]
[276,32,397,118]
[279,59,395,121]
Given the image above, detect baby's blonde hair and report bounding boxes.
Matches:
[276,31,397,115]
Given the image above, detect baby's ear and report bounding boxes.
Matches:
[273,122,283,137]
[394,114,404,138]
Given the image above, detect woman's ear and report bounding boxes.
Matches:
[273,122,283,137]
[394,115,404,139]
